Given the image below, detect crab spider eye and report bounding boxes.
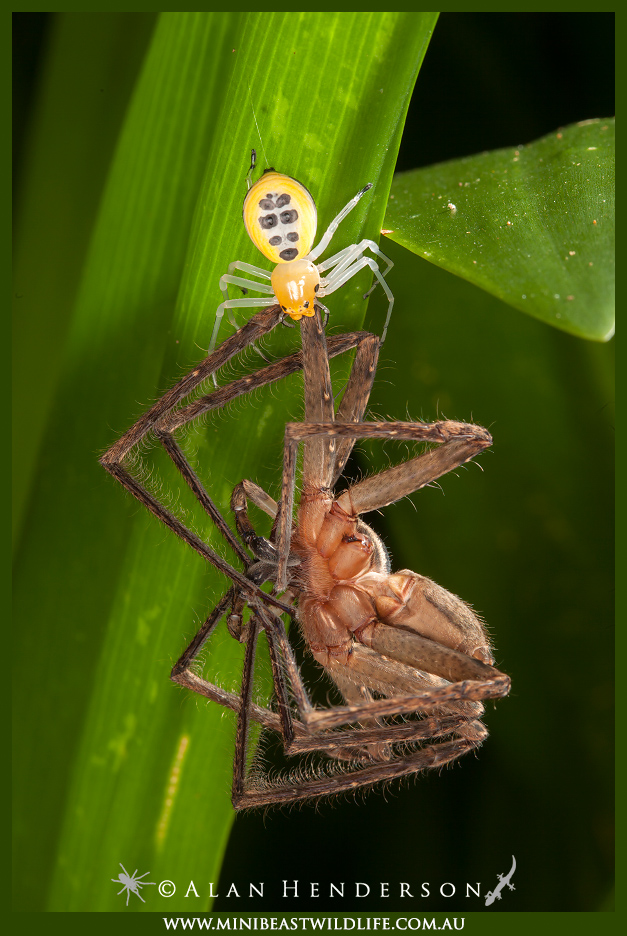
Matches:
[243,171,317,264]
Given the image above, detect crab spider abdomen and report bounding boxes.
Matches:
[243,170,317,264]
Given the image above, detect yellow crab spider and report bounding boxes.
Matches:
[208,153,395,354]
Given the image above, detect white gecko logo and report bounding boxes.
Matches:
[485,855,516,906]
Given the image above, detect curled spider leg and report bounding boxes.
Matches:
[230,482,278,562]
[230,651,494,807]
[277,417,492,592]
[307,670,510,733]
[320,638,509,744]
[236,478,278,521]
[218,586,500,807]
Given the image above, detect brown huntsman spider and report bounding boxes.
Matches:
[100,305,510,808]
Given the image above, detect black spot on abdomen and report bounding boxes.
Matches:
[279,248,298,261]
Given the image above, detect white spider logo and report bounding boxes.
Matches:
[111,862,156,905]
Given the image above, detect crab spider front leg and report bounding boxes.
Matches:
[318,239,394,278]
[306,183,373,263]
[318,240,394,341]
[325,256,395,342]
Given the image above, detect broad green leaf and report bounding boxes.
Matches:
[12,12,156,546]
[13,11,436,912]
[385,118,615,340]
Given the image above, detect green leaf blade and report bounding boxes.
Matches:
[385,118,615,340]
[14,10,436,912]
